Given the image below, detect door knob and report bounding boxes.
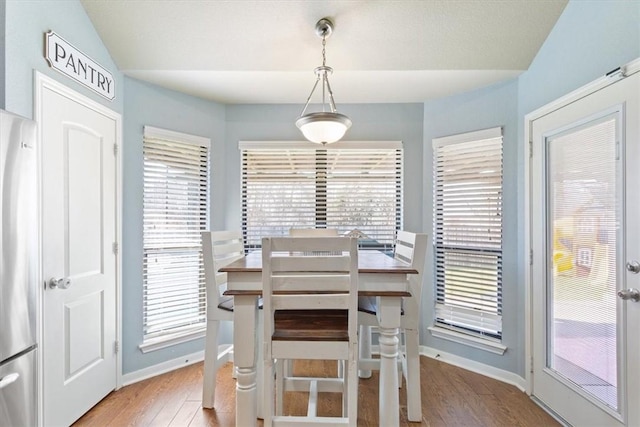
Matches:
[626,261,640,274]
[617,288,640,302]
[48,277,71,290]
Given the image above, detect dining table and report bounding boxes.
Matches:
[221,249,417,427]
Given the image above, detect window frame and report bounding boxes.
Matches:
[430,127,506,353]
[140,126,210,352]
[239,140,403,252]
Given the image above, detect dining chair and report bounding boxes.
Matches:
[357,230,428,422]
[262,236,359,426]
[201,230,245,409]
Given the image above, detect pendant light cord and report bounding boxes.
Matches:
[321,34,327,112]
[322,34,327,67]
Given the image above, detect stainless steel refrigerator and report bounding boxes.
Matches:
[0,109,38,427]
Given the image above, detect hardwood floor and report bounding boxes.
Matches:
[73,356,560,426]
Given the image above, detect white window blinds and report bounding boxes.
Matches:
[240,141,403,251]
[433,127,503,339]
[143,126,210,343]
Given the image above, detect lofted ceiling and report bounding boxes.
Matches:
[80,0,568,105]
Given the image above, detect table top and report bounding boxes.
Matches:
[222,250,416,297]
[220,250,418,275]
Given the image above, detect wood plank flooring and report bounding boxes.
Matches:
[73,356,560,426]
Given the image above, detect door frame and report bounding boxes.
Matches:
[524,58,640,407]
[33,71,123,426]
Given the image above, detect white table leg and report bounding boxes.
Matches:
[234,295,258,427]
[377,296,401,427]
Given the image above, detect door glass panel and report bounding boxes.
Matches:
[546,115,619,409]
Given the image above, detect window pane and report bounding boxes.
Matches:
[546,116,618,408]
[143,129,210,341]
[241,144,403,251]
[326,149,401,250]
[433,129,503,339]
[242,149,318,248]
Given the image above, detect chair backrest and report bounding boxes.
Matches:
[394,231,428,319]
[262,236,359,343]
[289,228,339,237]
[202,230,245,307]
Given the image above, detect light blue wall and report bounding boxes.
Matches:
[122,76,226,374]
[5,0,639,380]
[422,79,520,373]
[4,0,123,118]
[224,103,424,233]
[513,0,639,376]
[421,0,639,377]
[2,0,229,374]
[518,0,640,115]
[221,103,423,361]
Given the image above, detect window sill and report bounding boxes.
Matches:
[428,326,507,355]
[139,327,206,354]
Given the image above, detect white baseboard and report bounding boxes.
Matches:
[420,345,527,391]
[120,343,525,394]
[120,344,233,388]
[120,350,204,387]
[367,344,526,392]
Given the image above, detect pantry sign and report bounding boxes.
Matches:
[45,31,115,100]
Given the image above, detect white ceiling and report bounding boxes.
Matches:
[80,0,568,105]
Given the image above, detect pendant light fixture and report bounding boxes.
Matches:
[296,18,352,145]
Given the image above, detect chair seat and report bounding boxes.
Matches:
[273,309,348,341]
[357,296,404,316]
[217,297,264,312]
[357,296,377,316]
[217,296,235,312]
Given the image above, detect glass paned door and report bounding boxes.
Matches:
[531,69,640,427]
[546,116,619,409]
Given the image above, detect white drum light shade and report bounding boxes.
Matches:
[296,112,352,144]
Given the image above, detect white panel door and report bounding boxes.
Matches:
[531,71,640,426]
[38,76,118,427]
